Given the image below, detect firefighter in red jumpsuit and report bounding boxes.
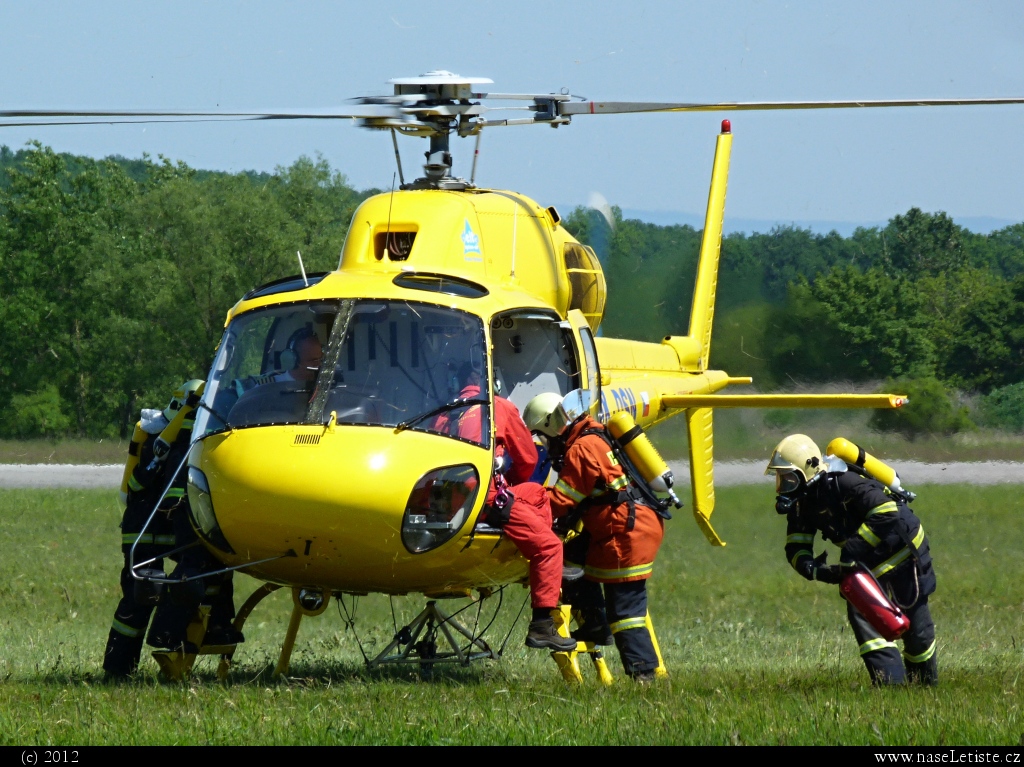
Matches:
[436,367,576,652]
[525,392,665,681]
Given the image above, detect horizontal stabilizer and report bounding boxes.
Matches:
[662,393,908,410]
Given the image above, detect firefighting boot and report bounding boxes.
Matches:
[525,618,578,652]
[571,608,614,646]
[905,656,938,686]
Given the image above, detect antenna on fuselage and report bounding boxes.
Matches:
[384,172,396,257]
[296,251,308,287]
[510,197,518,280]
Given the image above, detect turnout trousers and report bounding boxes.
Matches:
[563,534,659,678]
[148,507,237,650]
[847,596,937,685]
[102,517,174,676]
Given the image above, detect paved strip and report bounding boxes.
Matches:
[3,461,1024,490]
[0,464,122,489]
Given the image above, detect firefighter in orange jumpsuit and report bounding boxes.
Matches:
[436,366,575,652]
[525,392,665,681]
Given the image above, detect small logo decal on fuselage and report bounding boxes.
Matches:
[462,220,482,261]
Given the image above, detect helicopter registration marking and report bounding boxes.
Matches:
[604,388,652,420]
[608,387,638,419]
[462,219,482,261]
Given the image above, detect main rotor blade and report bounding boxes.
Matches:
[5,95,1022,132]
[0,117,290,129]
[559,97,1024,116]
[0,105,402,122]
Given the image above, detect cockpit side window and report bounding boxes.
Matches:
[489,311,577,413]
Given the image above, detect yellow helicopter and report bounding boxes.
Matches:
[7,73,1022,681]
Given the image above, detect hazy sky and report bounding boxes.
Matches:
[2,1,1022,231]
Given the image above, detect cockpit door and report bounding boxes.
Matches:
[563,309,603,421]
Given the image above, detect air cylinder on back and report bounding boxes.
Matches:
[826,437,904,492]
[119,421,148,506]
[606,410,681,507]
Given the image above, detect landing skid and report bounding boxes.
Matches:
[368,599,497,671]
[152,582,666,684]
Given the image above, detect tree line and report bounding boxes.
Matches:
[0,143,375,438]
[3,142,1023,438]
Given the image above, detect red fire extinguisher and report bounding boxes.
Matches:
[840,565,910,641]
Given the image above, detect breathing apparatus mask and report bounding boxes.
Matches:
[766,434,827,514]
[775,469,804,496]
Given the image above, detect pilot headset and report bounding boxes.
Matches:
[280,325,317,370]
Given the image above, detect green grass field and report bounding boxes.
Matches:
[1,484,1021,745]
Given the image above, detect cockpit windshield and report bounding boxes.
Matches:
[194,300,490,447]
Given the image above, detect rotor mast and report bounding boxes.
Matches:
[380,72,493,190]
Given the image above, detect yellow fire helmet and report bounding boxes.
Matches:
[523,392,570,437]
[765,433,825,494]
[164,379,205,421]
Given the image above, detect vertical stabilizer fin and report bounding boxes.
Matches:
[662,122,734,371]
[687,124,733,371]
[686,406,725,546]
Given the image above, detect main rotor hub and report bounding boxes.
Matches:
[355,71,576,189]
[387,72,491,188]
[389,71,494,101]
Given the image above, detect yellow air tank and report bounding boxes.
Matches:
[152,382,205,460]
[119,421,147,506]
[606,411,681,507]
[825,437,905,493]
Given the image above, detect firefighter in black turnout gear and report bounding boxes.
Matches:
[146,394,242,654]
[146,498,242,652]
[102,381,202,679]
[765,434,938,686]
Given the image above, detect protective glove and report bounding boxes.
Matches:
[775,495,797,515]
[798,548,823,581]
[810,550,843,584]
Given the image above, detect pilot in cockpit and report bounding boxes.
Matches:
[274,327,323,384]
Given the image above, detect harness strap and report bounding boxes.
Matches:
[578,427,670,521]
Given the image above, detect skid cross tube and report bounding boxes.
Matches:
[368,600,497,668]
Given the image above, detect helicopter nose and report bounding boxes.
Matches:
[190,425,494,591]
